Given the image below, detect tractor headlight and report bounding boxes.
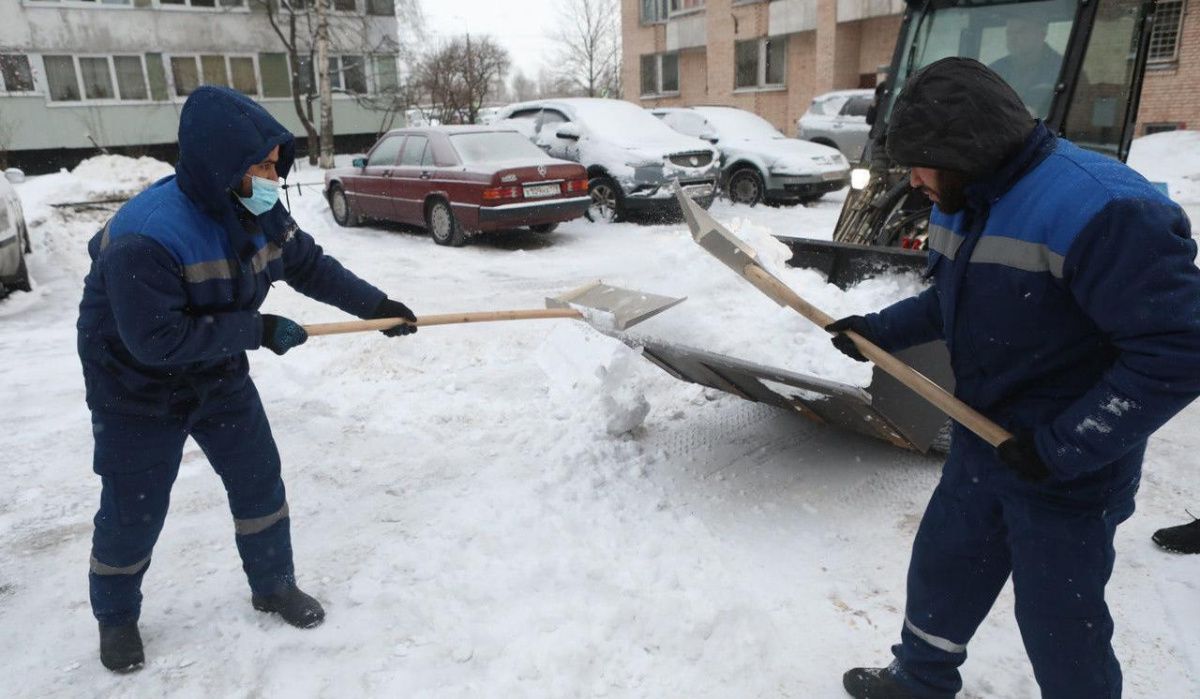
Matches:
[850,168,871,190]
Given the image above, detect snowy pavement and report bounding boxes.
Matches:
[1,150,1199,698]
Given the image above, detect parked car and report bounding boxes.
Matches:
[495,98,720,223]
[796,89,875,163]
[0,169,32,297]
[652,106,849,206]
[323,126,591,247]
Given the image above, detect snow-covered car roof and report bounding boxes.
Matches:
[502,98,705,149]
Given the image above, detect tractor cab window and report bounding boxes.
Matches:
[887,0,1076,120]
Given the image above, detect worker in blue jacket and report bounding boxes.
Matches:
[829,59,1200,698]
[77,86,418,673]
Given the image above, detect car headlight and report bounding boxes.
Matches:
[850,168,871,190]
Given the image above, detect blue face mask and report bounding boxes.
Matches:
[237,175,281,216]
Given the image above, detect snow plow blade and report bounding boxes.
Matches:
[622,337,955,454]
[773,236,928,289]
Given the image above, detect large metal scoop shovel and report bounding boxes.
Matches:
[673,181,1012,448]
[303,281,686,337]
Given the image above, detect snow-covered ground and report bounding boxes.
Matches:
[2,140,1199,698]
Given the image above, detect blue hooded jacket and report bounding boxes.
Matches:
[77,86,386,416]
[863,122,1200,484]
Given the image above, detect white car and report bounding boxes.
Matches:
[653,105,850,206]
[796,89,876,163]
[0,170,31,297]
[495,98,720,222]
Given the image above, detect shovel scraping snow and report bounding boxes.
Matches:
[673,181,1012,449]
[302,282,685,337]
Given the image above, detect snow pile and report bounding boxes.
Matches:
[536,323,651,436]
[15,155,172,226]
[1128,130,1200,208]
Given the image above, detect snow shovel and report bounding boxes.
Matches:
[672,181,1012,448]
[302,282,686,337]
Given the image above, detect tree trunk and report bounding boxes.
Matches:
[317,0,335,169]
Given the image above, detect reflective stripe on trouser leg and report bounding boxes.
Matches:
[188,379,295,596]
[891,463,1012,699]
[89,411,186,627]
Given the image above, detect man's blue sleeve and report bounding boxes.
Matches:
[280,225,387,318]
[1039,198,1200,478]
[103,234,262,365]
[861,285,944,353]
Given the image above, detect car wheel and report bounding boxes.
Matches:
[585,176,622,223]
[329,185,359,227]
[13,251,31,293]
[427,199,466,247]
[530,222,558,234]
[727,168,764,206]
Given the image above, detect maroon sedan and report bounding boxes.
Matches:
[323,126,591,246]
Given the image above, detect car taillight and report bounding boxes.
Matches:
[482,185,522,201]
[562,178,589,193]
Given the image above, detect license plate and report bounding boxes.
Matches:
[523,183,560,198]
[683,184,714,199]
[822,171,846,181]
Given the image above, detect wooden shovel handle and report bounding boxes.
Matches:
[304,308,584,337]
[744,265,1012,448]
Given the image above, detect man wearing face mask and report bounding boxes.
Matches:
[76,86,418,673]
[827,58,1200,698]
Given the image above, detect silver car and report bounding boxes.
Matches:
[797,89,875,163]
[0,170,31,297]
[653,106,849,206]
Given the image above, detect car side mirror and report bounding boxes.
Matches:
[352,156,367,169]
[865,103,878,127]
[4,168,24,184]
[555,123,581,141]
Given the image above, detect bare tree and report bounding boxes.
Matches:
[253,0,421,164]
[413,35,511,124]
[550,0,621,98]
[509,70,537,102]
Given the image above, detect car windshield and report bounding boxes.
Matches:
[568,100,688,146]
[450,131,553,163]
[696,108,784,140]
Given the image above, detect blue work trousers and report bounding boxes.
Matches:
[890,435,1140,699]
[88,379,294,627]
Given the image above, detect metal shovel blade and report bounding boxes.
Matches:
[546,281,686,331]
[673,180,788,306]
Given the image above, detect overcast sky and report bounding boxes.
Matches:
[421,0,561,81]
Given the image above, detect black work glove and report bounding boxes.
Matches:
[371,298,418,337]
[997,431,1051,483]
[824,315,872,362]
[260,314,308,355]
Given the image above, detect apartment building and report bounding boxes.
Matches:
[0,0,403,172]
[624,0,1197,139]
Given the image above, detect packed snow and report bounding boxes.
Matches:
[1,146,1198,698]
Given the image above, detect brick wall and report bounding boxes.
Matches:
[1137,3,1199,133]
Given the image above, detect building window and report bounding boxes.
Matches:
[641,0,669,23]
[734,37,786,90]
[258,52,292,97]
[329,55,367,94]
[372,54,398,92]
[1148,0,1185,63]
[366,0,393,16]
[43,55,151,102]
[0,55,35,93]
[170,54,260,97]
[640,52,679,96]
[25,0,134,5]
[671,0,704,12]
[158,0,246,7]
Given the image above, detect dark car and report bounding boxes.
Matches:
[323,126,591,246]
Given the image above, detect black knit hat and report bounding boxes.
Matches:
[886,57,1036,180]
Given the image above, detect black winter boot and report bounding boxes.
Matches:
[99,623,144,673]
[252,583,325,628]
[843,667,919,698]
[1153,514,1200,554]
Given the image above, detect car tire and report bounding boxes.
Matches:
[584,176,623,223]
[328,185,360,227]
[530,222,558,234]
[13,251,31,293]
[726,168,764,206]
[427,198,466,247]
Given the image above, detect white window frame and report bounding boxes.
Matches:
[22,0,135,9]
[165,53,262,99]
[733,37,786,92]
[669,0,704,16]
[330,54,369,95]
[369,53,399,94]
[0,54,40,96]
[43,54,152,105]
[639,52,679,98]
[1147,0,1186,65]
[155,0,250,12]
